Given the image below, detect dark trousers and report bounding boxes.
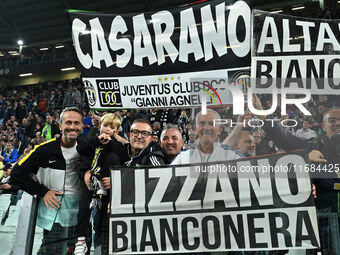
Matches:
[76,153,120,248]
[76,152,120,236]
[94,153,120,254]
[76,185,93,237]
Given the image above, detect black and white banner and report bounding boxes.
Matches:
[68,0,251,109]
[251,10,340,94]
[109,152,319,254]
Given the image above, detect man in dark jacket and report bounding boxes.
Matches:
[92,118,165,254]
[15,100,27,124]
[104,118,165,167]
[3,104,15,123]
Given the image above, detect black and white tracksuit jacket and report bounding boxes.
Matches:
[11,137,81,197]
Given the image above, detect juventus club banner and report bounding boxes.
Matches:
[67,0,251,110]
[251,10,340,94]
[109,152,319,254]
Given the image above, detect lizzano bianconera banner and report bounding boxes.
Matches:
[67,0,251,110]
[251,10,340,95]
[109,151,319,254]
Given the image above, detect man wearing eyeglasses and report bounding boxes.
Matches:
[114,118,165,166]
[321,108,340,141]
[100,119,165,173]
[171,109,244,164]
[88,119,165,254]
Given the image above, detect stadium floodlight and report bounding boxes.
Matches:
[19,73,32,77]
[292,6,305,10]
[61,67,76,71]
[17,40,23,45]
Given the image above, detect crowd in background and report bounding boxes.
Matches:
[0,79,339,254]
[0,79,339,176]
[0,78,338,176]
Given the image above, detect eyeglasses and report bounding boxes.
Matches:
[130,129,151,138]
[198,121,215,127]
[325,117,340,124]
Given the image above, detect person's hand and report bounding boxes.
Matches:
[102,177,111,190]
[43,190,63,209]
[309,150,327,163]
[0,184,11,190]
[84,170,91,189]
[107,202,111,214]
[235,112,253,129]
[312,184,317,199]
[98,133,111,145]
[252,94,266,121]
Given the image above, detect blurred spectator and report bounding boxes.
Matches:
[24,111,38,140]
[41,114,60,140]
[316,102,329,124]
[218,125,228,143]
[182,122,192,145]
[63,88,73,108]
[121,110,131,139]
[318,95,333,109]
[82,110,93,138]
[15,100,27,123]
[48,90,56,111]
[152,131,159,143]
[7,134,15,143]
[177,110,190,130]
[113,110,128,140]
[0,163,22,205]
[234,131,256,157]
[0,138,7,156]
[295,120,317,141]
[37,136,47,145]
[13,138,24,155]
[148,109,157,124]
[72,86,82,106]
[188,129,197,146]
[152,121,161,139]
[0,95,6,106]
[135,109,149,121]
[0,142,19,164]
[38,97,48,116]
[34,123,42,139]
[16,118,27,141]
[0,104,6,124]
[252,129,277,155]
[88,112,101,137]
[3,105,15,123]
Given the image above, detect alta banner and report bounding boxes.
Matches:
[251,10,340,95]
